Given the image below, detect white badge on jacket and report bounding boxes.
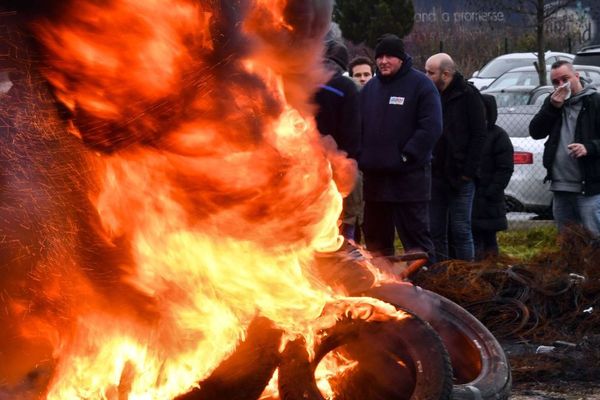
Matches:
[389,96,405,105]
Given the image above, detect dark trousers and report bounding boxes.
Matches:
[363,200,434,260]
[430,177,475,262]
[473,229,499,260]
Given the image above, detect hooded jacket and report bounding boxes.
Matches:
[359,55,442,202]
[530,86,600,196]
[472,95,514,232]
[314,61,361,160]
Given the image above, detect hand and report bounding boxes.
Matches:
[567,143,587,158]
[550,82,571,108]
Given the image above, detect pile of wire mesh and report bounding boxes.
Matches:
[413,225,600,381]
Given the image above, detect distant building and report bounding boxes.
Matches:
[411,0,599,50]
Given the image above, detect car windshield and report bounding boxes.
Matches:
[489,92,531,108]
[477,58,535,78]
[497,108,538,137]
[531,91,551,105]
[487,67,599,92]
[573,53,600,67]
[486,71,541,90]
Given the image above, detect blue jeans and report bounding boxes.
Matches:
[552,191,600,237]
[430,178,476,262]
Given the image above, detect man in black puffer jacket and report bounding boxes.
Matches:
[472,95,514,260]
[425,53,487,262]
[359,34,442,260]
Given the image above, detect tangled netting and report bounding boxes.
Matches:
[413,225,600,381]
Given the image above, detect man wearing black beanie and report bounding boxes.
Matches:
[374,34,407,61]
[359,34,443,262]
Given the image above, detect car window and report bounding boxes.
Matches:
[546,56,558,64]
[573,53,600,67]
[521,73,540,86]
[562,55,574,61]
[486,71,538,90]
[493,92,530,108]
[478,58,535,78]
[581,69,600,84]
[497,111,536,138]
[486,72,520,90]
[531,92,550,105]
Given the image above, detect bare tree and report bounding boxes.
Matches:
[468,0,578,85]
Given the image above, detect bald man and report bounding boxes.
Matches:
[425,53,487,262]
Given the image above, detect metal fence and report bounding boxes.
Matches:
[495,103,554,224]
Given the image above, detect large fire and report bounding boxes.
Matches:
[0,1,400,399]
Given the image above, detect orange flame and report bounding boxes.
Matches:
[0,0,384,398]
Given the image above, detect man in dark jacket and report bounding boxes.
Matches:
[472,95,514,259]
[529,60,600,237]
[314,39,362,240]
[359,34,442,260]
[425,53,487,262]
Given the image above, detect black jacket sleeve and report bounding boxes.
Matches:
[529,97,562,140]
[464,87,487,179]
[401,78,443,164]
[485,127,514,198]
[314,75,361,160]
[338,78,361,160]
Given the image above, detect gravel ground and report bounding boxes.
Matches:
[511,381,600,399]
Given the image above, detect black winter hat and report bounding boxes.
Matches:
[325,40,349,71]
[374,34,406,60]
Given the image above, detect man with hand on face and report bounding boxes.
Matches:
[425,53,486,262]
[359,34,442,262]
[530,60,600,237]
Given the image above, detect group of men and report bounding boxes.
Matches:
[316,33,600,264]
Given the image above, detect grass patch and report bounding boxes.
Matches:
[386,224,560,261]
[498,225,559,260]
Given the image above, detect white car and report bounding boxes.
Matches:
[496,104,553,217]
[482,64,600,92]
[469,51,574,90]
[480,85,551,108]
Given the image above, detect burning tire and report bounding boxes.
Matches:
[278,307,453,400]
[175,317,282,400]
[364,283,512,400]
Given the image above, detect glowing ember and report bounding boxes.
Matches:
[0,0,397,399]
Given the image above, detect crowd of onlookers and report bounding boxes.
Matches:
[316,33,600,264]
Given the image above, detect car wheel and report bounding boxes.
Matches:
[504,195,523,213]
[535,202,554,220]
